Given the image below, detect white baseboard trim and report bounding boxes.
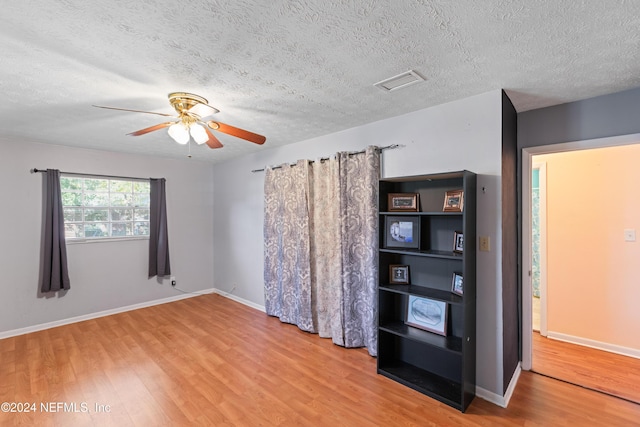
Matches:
[0,288,216,340]
[502,362,521,407]
[475,363,521,408]
[212,289,266,312]
[547,331,640,360]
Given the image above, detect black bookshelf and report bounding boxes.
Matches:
[377,171,476,412]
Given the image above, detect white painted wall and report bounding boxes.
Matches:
[0,139,214,333]
[212,90,505,395]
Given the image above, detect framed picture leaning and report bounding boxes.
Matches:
[389,265,410,284]
[383,216,420,249]
[405,295,448,336]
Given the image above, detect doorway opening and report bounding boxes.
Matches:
[521,133,640,404]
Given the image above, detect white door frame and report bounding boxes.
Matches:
[521,132,640,371]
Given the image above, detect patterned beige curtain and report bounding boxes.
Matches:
[338,147,380,355]
[263,160,314,332]
[263,147,379,355]
[309,158,344,345]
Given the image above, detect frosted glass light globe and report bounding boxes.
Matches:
[168,123,190,145]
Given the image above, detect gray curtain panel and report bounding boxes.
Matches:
[338,146,380,356]
[263,160,315,332]
[40,169,71,293]
[149,178,171,278]
[263,147,380,355]
[309,158,344,345]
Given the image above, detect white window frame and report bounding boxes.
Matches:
[60,174,151,243]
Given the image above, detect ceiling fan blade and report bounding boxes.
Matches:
[127,121,177,136]
[207,121,266,145]
[93,105,175,117]
[203,126,224,149]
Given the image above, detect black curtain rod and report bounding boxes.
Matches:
[250,144,400,173]
[31,168,154,182]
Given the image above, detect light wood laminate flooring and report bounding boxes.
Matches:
[1,294,639,426]
[532,331,640,405]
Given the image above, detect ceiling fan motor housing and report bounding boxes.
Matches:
[168,92,208,115]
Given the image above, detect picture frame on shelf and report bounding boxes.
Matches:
[388,193,419,212]
[383,216,420,249]
[453,231,464,254]
[405,295,448,336]
[443,189,464,212]
[389,265,410,284]
[451,272,463,296]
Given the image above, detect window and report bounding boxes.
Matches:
[61,176,150,240]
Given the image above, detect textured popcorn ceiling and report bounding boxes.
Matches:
[0,1,639,163]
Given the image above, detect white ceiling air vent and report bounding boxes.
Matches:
[374,70,425,92]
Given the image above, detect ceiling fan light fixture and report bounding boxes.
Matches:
[190,123,209,145]
[168,123,190,145]
[94,92,266,152]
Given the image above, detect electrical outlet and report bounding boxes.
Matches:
[479,236,490,252]
[170,276,176,287]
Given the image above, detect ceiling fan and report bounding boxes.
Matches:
[93,92,266,150]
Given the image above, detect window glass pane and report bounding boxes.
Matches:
[65,224,83,238]
[111,193,133,207]
[110,180,133,193]
[111,208,133,221]
[84,223,108,237]
[64,207,83,222]
[133,194,150,207]
[111,223,132,236]
[134,222,150,236]
[134,182,150,193]
[61,177,82,191]
[84,208,109,222]
[61,175,150,240]
[84,193,110,207]
[62,192,82,206]
[84,178,108,191]
[134,208,150,221]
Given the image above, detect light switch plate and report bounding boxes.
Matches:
[624,229,636,242]
[479,236,490,252]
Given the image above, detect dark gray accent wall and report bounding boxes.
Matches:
[501,91,519,393]
[518,87,640,149]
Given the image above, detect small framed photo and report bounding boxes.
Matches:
[389,265,410,284]
[451,273,463,296]
[388,193,419,212]
[405,295,448,336]
[443,190,464,212]
[453,231,464,254]
[383,216,420,249]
